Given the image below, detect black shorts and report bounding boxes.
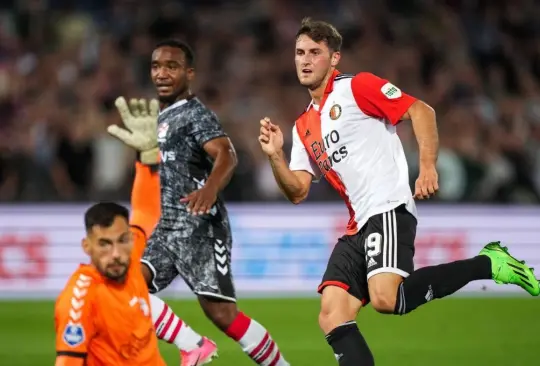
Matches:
[141,226,236,302]
[318,204,417,304]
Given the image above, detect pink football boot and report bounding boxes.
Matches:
[180,337,218,366]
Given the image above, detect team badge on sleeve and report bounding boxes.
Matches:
[63,323,85,347]
[381,82,402,99]
[329,104,342,120]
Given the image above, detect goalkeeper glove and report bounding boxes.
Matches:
[108,97,160,165]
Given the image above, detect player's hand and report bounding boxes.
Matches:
[414,164,439,200]
[108,97,160,165]
[258,117,284,156]
[180,185,218,215]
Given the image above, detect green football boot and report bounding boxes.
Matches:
[479,241,540,296]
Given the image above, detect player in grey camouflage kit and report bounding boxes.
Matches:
[141,40,290,366]
[144,86,235,300]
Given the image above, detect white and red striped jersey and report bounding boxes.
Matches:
[289,70,418,234]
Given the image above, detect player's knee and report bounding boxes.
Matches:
[368,275,402,314]
[207,306,238,331]
[198,296,238,331]
[370,293,396,314]
[318,308,341,334]
[319,286,360,334]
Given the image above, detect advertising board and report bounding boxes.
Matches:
[0,204,538,298]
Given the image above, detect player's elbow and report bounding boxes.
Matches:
[224,139,238,164]
[286,187,309,205]
[230,151,238,168]
[223,146,238,170]
[287,171,312,204]
[290,195,304,205]
[409,100,436,121]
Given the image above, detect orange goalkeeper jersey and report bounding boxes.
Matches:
[54,163,165,366]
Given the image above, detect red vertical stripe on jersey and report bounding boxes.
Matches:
[318,69,340,111]
[296,108,358,234]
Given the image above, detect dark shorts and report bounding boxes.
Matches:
[141,227,236,302]
[318,204,417,304]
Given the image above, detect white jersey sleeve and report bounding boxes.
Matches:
[289,125,321,182]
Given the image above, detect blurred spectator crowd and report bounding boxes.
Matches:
[1,0,540,203]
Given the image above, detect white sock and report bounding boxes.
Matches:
[226,312,289,366]
[149,294,202,352]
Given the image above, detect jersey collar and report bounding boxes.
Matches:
[158,94,196,116]
[306,69,341,112]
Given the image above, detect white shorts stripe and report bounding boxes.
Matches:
[382,212,388,268]
[392,209,398,268]
[388,211,394,268]
[383,210,397,269]
[367,208,412,281]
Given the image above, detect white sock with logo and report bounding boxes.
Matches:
[149,294,202,352]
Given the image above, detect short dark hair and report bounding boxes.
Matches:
[295,17,342,53]
[154,39,195,67]
[84,202,129,232]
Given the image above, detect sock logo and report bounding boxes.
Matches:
[214,239,229,275]
[425,285,434,302]
[335,353,343,361]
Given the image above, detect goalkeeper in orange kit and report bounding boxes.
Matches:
[54,98,216,366]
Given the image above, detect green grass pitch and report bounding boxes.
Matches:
[0,297,537,365]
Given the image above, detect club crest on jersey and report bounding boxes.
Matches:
[381,82,402,99]
[63,323,85,347]
[329,104,342,120]
[157,123,169,142]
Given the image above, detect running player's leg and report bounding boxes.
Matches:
[141,231,214,359]
[364,205,539,316]
[392,241,539,315]
[178,234,289,366]
[364,205,417,314]
[317,234,374,366]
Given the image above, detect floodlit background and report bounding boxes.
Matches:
[0,0,539,365]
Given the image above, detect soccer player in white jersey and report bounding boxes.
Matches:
[258,18,540,365]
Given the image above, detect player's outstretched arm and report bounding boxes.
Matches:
[130,161,160,237]
[108,97,160,165]
[259,117,312,204]
[107,96,161,244]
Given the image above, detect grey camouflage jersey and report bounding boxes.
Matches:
[156,97,231,236]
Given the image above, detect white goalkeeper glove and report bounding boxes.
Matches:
[108,97,160,165]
